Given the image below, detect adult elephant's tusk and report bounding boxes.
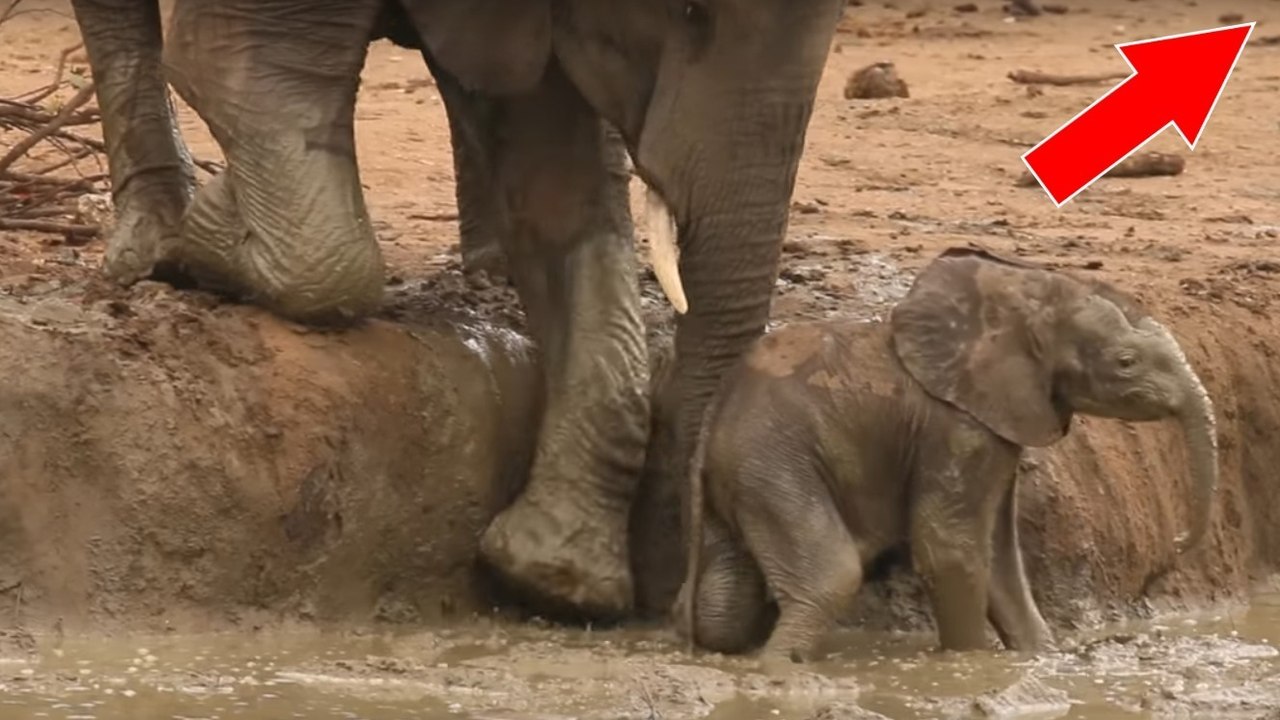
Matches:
[643,184,689,315]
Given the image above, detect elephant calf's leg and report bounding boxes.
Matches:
[70,0,196,285]
[986,480,1054,651]
[911,488,996,652]
[741,468,863,667]
[436,61,650,618]
[159,0,385,324]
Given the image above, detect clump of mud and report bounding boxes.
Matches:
[844,61,910,100]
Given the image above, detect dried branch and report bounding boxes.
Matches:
[0,218,98,237]
[1016,151,1185,188]
[0,82,97,174]
[0,0,23,25]
[0,32,221,240]
[1007,69,1131,86]
[13,43,86,105]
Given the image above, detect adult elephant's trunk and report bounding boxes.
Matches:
[553,0,846,614]
[630,85,828,612]
[1172,358,1219,555]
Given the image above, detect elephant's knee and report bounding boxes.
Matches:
[259,246,386,325]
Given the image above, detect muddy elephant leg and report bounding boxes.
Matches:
[676,515,775,654]
[739,467,863,667]
[158,0,385,324]
[420,54,508,280]
[69,0,196,285]
[431,60,650,619]
[911,474,998,652]
[986,477,1054,651]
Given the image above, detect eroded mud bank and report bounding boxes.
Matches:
[0,280,544,633]
[2,251,1279,641]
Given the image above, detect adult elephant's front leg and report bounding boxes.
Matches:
[159,0,385,324]
[433,60,650,619]
[69,0,196,285]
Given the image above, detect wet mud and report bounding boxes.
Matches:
[4,591,1280,719]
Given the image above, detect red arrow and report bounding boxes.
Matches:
[1022,22,1255,207]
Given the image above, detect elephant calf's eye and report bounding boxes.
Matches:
[1117,354,1138,369]
[684,0,708,23]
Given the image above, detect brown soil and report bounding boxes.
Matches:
[3,0,1280,642]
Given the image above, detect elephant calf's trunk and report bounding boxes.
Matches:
[1173,364,1219,555]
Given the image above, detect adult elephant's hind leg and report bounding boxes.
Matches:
[69,0,196,285]
[436,61,650,619]
[159,0,385,324]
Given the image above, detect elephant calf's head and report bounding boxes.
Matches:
[889,246,1219,555]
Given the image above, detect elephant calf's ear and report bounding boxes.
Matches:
[889,251,1071,447]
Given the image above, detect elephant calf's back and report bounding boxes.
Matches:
[705,321,925,555]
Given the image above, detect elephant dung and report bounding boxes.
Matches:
[844,62,911,100]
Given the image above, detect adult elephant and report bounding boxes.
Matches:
[68,0,846,620]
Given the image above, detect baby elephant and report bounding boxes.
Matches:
[675,246,1218,666]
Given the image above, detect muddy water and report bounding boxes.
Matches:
[3,594,1280,720]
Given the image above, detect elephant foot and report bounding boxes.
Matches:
[757,650,803,678]
[479,492,634,621]
[460,237,509,282]
[102,203,192,288]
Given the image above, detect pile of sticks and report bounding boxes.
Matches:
[0,1,220,243]
[0,37,107,242]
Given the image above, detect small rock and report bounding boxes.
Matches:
[1218,12,1245,24]
[1006,0,1041,16]
[75,192,114,236]
[954,2,979,11]
[844,61,910,100]
[780,265,827,284]
[792,201,822,215]
[973,674,1071,718]
[807,703,892,719]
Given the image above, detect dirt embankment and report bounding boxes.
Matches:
[3,249,1280,639]
[0,278,544,633]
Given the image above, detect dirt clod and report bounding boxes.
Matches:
[844,61,910,100]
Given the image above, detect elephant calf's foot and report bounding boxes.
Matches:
[757,650,806,678]
[479,494,634,620]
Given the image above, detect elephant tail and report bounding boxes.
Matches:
[682,400,716,654]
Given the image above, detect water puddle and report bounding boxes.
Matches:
[2,594,1280,719]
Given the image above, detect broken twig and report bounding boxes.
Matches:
[1007,69,1130,86]
[0,218,99,236]
[0,81,97,174]
[1016,151,1185,188]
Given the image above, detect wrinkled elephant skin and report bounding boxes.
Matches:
[66,0,847,619]
[677,247,1219,666]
